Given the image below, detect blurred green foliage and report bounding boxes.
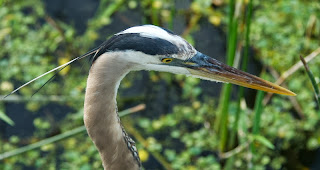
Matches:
[1,0,320,169]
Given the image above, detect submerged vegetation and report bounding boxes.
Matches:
[1,0,320,169]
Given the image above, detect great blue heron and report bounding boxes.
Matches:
[7,25,295,169]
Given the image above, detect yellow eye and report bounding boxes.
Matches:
[161,58,173,63]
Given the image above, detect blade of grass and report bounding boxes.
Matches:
[251,135,274,150]
[0,126,86,160]
[250,89,264,154]
[218,84,233,152]
[300,55,320,109]
[0,109,14,126]
[228,0,254,150]
[88,0,125,29]
[215,0,236,130]
[217,0,240,152]
[151,0,160,26]
[0,104,145,160]
[168,1,175,30]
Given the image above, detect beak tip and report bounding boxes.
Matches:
[273,86,296,96]
[285,90,296,96]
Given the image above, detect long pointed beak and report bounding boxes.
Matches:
[185,52,296,96]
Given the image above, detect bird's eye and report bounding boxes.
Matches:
[161,58,173,64]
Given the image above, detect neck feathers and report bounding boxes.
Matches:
[84,52,140,170]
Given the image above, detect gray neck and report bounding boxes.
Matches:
[84,52,140,170]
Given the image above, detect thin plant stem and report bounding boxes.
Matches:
[250,90,264,154]
[151,0,159,26]
[220,142,250,159]
[168,1,175,30]
[228,0,254,150]
[219,84,233,151]
[215,0,236,131]
[217,0,239,152]
[228,87,243,149]
[0,104,145,160]
[300,55,320,109]
[0,126,86,160]
[0,110,14,126]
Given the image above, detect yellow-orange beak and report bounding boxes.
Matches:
[185,52,295,96]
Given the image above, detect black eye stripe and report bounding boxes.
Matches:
[109,34,179,55]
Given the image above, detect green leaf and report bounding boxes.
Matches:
[300,55,320,110]
[0,110,14,126]
[252,135,275,150]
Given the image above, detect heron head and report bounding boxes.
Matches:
[93,25,295,96]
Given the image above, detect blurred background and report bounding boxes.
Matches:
[1,0,320,169]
